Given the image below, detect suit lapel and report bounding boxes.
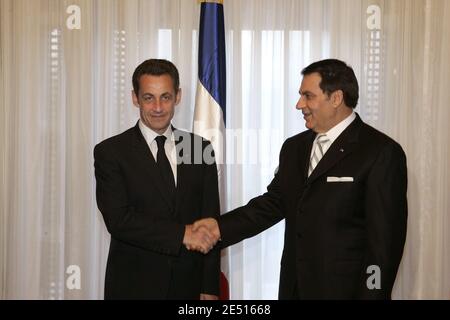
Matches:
[307,115,362,185]
[298,130,316,183]
[173,129,188,213]
[130,123,175,211]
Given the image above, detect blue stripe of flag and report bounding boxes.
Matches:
[198,2,227,123]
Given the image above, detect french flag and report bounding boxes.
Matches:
[193,0,229,299]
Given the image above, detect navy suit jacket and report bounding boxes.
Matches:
[219,114,407,299]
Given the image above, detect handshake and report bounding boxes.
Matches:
[183,218,221,254]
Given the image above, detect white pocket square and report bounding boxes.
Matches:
[327,176,354,182]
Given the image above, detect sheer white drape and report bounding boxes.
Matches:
[1,0,449,299]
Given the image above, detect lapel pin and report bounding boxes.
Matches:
[340,148,344,152]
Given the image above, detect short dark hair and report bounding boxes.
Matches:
[301,59,359,109]
[132,59,180,96]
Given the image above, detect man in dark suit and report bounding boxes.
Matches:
[94,59,220,299]
[194,59,408,299]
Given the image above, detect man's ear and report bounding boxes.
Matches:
[175,88,182,106]
[331,90,344,108]
[132,90,140,108]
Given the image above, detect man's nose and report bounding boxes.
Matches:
[296,96,305,110]
[153,99,163,112]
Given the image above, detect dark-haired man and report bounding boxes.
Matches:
[194,59,408,299]
[94,59,220,299]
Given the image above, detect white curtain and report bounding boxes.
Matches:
[1,0,449,299]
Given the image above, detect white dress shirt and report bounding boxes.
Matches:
[139,120,177,185]
[310,111,356,158]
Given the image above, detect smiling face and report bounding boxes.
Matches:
[132,74,181,134]
[295,72,341,133]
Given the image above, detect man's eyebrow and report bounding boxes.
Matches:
[140,92,174,98]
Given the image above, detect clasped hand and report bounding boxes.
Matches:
[183,218,221,254]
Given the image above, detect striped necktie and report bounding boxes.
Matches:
[308,134,329,177]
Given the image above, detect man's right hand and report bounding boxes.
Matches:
[183,224,217,254]
[193,218,221,244]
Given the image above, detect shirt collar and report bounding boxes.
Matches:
[139,120,174,145]
[321,111,356,145]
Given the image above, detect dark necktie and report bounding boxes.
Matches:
[155,135,176,201]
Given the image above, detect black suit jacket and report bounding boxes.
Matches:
[94,123,220,299]
[219,114,407,299]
